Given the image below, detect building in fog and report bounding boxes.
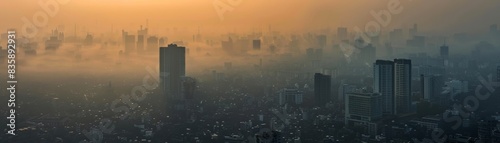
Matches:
[406,35,425,48]
[182,77,197,100]
[345,93,383,135]
[409,24,418,37]
[394,59,412,115]
[420,74,444,103]
[159,37,166,47]
[337,27,348,40]
[360,44,376,64]
[147,36,159,51]
[122,30,136,54]
[278,88,303,106]
[252,39,261,50]
[314,73,331,106]
[137,35,144,51]
[160,44,186,101]
[440,43,449,59]
[374,60,394,115]
[317,35,327,48]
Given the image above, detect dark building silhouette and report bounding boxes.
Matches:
[440,43,449,59]
[394,59,412,115]
[374,60,394,115]
[314,73,331,106]
[160,44,186,101]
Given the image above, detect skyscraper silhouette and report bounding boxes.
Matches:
[314,73,331,106]
[393,59,412,115]
[440,43,449,59]
[160,44,186,100]
[374,60,394,115]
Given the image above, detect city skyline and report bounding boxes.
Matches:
[1,1,500,142]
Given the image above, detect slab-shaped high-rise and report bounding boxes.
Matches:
[160,44,186,100]
[394,59,412,115]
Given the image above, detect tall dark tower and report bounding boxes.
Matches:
[160,44,186,100]
[393,59,412,115]
[314,73,331,106]
[374,60,394,115]
[440,43,449,59]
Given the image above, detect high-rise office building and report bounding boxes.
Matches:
[160,44,186,100]
[374,60,394,115]
[344,92,383,135]
[314,73,331,106]
[394,59,412,115]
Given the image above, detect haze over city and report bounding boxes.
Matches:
[1,0,500,142]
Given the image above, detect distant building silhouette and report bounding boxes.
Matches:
[137,35,144,51]
[394,59,412,115]
[252,39,261,50]
[147,36,159,51]
[122,30,135,53]
[314,73,331,106]
[160,44,186,101]
[159,37,166,47]
[317,35,327,48]
[374,60,394,115]
[420,74,444,103]
[409,24,418,37]
[440,43,449,59]
[337,27,348,40]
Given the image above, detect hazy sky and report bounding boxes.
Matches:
[1,0,499,35]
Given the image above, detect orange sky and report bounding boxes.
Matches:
[1,0,499,35]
